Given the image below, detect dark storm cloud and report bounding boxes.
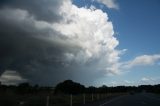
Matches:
[0,0,117,86]
[0,0,75,85]
[0,0,63,22]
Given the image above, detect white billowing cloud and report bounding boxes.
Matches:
[52,0,122,75]
[123,54,160,69]
[97,0,119,9]
[139,77,160,85]
[124,80,133,84]
[141,77,151,81]
[90,5,97,10]
[0,70,27,85]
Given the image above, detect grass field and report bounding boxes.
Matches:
[0,91,125,106]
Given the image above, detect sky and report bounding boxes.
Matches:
[0,0,160,87]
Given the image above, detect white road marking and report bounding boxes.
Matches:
[99,95,127,106]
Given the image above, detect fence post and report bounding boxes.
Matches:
[92,93,94,101]
[70,94,72,106]
[46,95,50,106]
[97,94,99,100]
[83,93,85,104]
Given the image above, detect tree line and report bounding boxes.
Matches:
[0,80,160,95]
[54,80,160,94]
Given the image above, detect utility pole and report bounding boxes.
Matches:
[83,93,85,104]
[70,94,72,106]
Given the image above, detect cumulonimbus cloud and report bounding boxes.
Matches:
[0,0,122,85]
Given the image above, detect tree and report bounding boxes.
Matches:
[54,80,85,94]
[16,82,31,94]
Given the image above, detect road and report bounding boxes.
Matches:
[81,93,160,106]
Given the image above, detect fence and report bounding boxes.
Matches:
[0,92,124,106]
[44,93,122,106]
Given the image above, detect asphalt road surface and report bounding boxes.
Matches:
[82,93,160,106]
